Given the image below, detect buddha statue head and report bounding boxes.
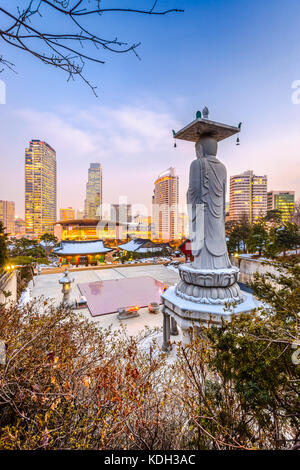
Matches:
[195,135,218,158]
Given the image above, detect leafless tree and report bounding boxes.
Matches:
[0,1,183,94]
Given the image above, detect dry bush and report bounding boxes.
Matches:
[1,266,299,451]
[0,299,179,449]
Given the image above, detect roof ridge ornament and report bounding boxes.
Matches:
[202,106,209,119]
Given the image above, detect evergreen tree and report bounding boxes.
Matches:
[227,214,251,254]
[247,222,268,256]
[274,223,300,257]
[40,233,58,245]
[265,209,282,224]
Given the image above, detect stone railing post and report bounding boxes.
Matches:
[162,307,172,352]
[170,316,179,336]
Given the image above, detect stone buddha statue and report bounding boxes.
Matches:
[187,135,231,270]
[161,110,254,352]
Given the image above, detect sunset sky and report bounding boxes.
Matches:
[1,0,300,218]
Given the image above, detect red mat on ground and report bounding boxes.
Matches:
[78,276,166,316]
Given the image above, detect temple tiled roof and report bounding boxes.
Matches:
[53,240,113,256]
[118,238,164,253]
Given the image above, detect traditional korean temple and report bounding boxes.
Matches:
[178,239,194,261]
[118,238,165,254]
[53,240,113,266]
[54,218,128,241]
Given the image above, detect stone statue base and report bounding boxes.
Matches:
[161,263,259,352]
[176,264,244,305]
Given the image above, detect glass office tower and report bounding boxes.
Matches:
[267,191,295,223]
[84,163,102,219]
[25,140,57,237]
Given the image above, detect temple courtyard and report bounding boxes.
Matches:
[29,264,181,339]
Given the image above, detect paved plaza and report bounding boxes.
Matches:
[30,265,181,338]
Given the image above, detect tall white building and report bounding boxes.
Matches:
[229,170,267,223]
[152,167,179,241]
[84,163,102,219]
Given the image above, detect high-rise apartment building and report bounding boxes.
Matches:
[84,163,102,219]
[60,207,75,221]
[152,167,179,241]
[267,191,295,223]
[229,170,267,223]
[25,140,57,237]
[0,200,15,235]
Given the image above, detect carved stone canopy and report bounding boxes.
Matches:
[173,117,240,143]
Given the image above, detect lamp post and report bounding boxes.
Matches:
[59,268,74,305]
[4,264,15,272]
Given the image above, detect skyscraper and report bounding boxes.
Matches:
[0,200,15,235]
[152,167,179,241]
[25,140,57,237]
[229,170,267,223]
[60,207,75,221]
[267,191,295,223]
[84,163,102,219]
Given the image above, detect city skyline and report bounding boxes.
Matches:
[1,1,300,217]
[1,146,297,239]
[2,152,298,235]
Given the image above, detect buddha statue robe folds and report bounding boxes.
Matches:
[187,136,231,270]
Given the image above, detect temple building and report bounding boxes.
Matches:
[118,238,165,255]
[178,239,194,262]
[53,240,112,266]
[54,218,128,241]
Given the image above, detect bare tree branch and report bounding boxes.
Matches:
[0,1,184,94]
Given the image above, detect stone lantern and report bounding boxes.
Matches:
[59,268,74,305]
